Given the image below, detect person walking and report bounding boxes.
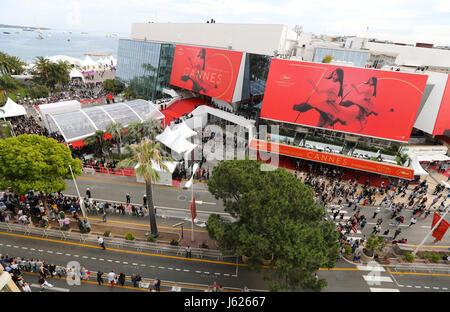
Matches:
[143,194,147,207]
[409,217,417,227]
[98,236,106,250]
[118,273,126,286]
[107,270,116,290]
[86,188,91,199]
[102,211,107,222]
[393,228,402,240]
[97,271,104,285]
[126,193,131,204]
[372,207,381,219]
[153,277,161,292]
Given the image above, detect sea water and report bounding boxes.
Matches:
[0,27,120,64]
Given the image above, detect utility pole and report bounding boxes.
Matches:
[185,162,199,242]
[69,164,89,221]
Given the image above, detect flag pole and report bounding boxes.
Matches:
[412,206,449,256]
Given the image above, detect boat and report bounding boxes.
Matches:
[36,34,44,39]
[3,32,11,34]
[22,28,33,31]
[15,31,21,35]
[47,33,52,37]
[67,38,71,42]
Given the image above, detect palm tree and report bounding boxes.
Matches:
[0,75,20,104]
[33,56,50,81]
[140,119,162,141]
[125,121,142,144]
[0,52,26,75]
[106,122,124,160]
[118,141,174,235]
[83,130,108,157]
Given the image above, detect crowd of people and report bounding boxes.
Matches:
[8,115,64,142]
[292,159,449,262]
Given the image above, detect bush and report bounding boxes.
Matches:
[423,252,441,263]
[103,230,112,237]
[147,234,158,242]
[169,239,179,246]
[344,245,352,255]
[125,232,135,241]
[199,241,209,249]
[403,252,415,263]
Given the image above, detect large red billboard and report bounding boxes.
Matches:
[250,139,414,180]
[169,45,243,103]
[260,59,428,142]
[433,74,450,136]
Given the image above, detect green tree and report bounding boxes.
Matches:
[0,108,5,139]
[0,51,26,75]
[126,119,162,144]
[32,57,71,90]
[322,54,333,63]
[106,122,124,160]
[83,130,109,157]
[103,79,125,95]
[118,140,173,235]
[206,159,339,292]
[0,134,82,210]
[0,75,20,104]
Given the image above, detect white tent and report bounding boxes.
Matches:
[156,125,197,155]
[411,156,429,176]
[38,100,82,129]
[0,98,27,118]
[172,121,197,139]
[82,55,99,69]
[416,154,450,162]
[69,68,85,82]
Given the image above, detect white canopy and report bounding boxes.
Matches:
[82,55,99,68]
[135,160,178,174]
[416,154,450,162]
[69,68,85,81]
[411,156,429,176]
[172,121,197,139]
[156,125,197,155]
[0,98,27,118]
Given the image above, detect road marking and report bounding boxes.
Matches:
[13,245,19,248]
[91,257,96,260]
[99,258,104,261]
[424,286,430,289]
[183,269,190,272]
[30,248,35,251]
[195,271,201,273]
[82,256,88,258]
[406,285,412,288]
[107,260,112,262]
[442,288,448,290]
[433,287,440,290]
[140,264,146,266]
[204,272,209,274]
[224,274,230,277]
[56,252,62,255]
[158,267,165,269]
[47,251,53,253]
[370,288,400,292]
[30,284,70,292]
[214,273,221,275]
[73,255,79,258]
[21,247,28,249]
[357,266,385,272]
[123,262,128,264]
[132,263,138,266]
[168,268,173,270]
[115,260,120,263]
[6,244,11,247]
[415,286,421,288]
[363,276,393,283]
[176,269,181,271]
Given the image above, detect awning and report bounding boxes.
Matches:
[416,154,450,162]
[172,121,197,139]
[156,124,198,155]
[411,156,429,176]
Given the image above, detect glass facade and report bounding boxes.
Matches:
[116,39,175,100]
[313,47,369,68]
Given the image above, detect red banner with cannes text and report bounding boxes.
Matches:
[260,59,428,142]
[169,45,243,103]
[431,212,449,241]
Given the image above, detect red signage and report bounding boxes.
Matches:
[433,74,450,136]
[190,196,197,221]
[431,212,449,241]
[260,59,428,142]
[170,45,243,103]
[250,139,414,180]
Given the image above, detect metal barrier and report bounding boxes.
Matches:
[82,165,136,177]
[0,221,229,260]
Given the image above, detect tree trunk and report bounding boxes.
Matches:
[146,180,158,235]
[0,122,5,140]
[118,137,122,160]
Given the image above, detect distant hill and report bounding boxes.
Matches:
[0,24,51,30]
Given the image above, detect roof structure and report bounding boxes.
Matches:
[46,99,164,143]
[156,123,197,155]
[0,98,27,118]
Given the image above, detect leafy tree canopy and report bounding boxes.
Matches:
[206,159,339,292]
[0,134,82,195]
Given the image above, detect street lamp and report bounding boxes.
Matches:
[184,162,199,242]
[68,164,89,222]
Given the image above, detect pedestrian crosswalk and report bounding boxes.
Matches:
[357,263,400,292]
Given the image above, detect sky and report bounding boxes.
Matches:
[1,0,449,45]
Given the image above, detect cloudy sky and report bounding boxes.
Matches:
[1,0,449,45]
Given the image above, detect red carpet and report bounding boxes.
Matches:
[161,98,207,126]
[261,153,393,187]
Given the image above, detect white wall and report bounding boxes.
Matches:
[413,72,449,134]
[365,42,450,67]
[131,23,288,56]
